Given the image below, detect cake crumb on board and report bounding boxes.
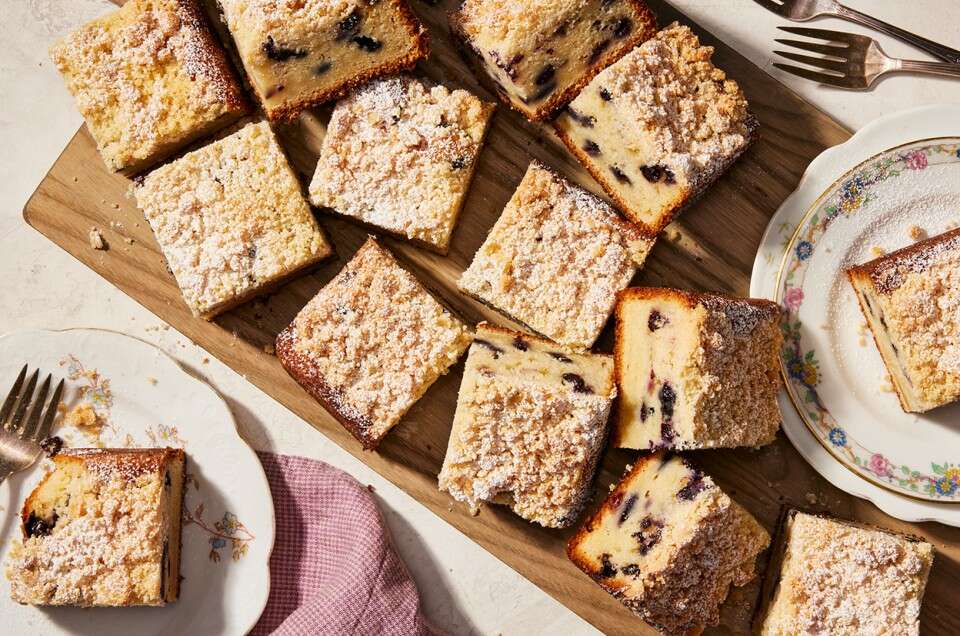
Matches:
[88,227,106,250]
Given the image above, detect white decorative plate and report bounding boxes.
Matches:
[0,329,275,634]
[752,104,960,526]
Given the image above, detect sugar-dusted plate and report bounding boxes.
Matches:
[752,104,960,527]
[0,329,274,634]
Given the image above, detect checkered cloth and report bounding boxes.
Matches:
[251,452,439,636]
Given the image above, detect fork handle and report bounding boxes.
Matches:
[896,59,960,79]
[836,3,960,64]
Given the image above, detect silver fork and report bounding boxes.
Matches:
[0,366,65,484]
[773,27,960,89]
[754,0,960,63]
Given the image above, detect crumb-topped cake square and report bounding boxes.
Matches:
[555,22,758,234]
[613,288,782,451]
[847,227,960,413]
[309,75,495,253]
[276,237,472,448]
[218,0,428,121]
[458,161,654,350]
[568,452,770,635]
[5,448,185,607]
[438,322,615,528]
[759,511,933,636]
[134,121,332,319]
[451,0,656,121]
[49,0,248,175]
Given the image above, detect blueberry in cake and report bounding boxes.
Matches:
[49,0,248,175]
[438,322,615,528]
[568,451,770,635]
[555,22,758,235]
[458,160,654,350]
[613,287,782,451]
[217,0,428,121]
[309,75,495,253]
[451,0,657,121]
[276,237,472,449]
[758,510,933,636]
[134,121,333,319]
[847,227,960,413]
[5,448,185,606]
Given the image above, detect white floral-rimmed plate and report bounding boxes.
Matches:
[0,329,274,635]
[752,104,960,527]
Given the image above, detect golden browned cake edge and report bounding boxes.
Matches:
[449,0,658,122]
[263,0,429,122]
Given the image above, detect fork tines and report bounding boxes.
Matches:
[1,365,64,441]
[772,26,869,88]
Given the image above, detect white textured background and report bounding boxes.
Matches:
[2,1,958,633]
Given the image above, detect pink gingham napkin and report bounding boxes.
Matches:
[251,452,440,636]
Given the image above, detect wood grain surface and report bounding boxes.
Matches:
[25,0,959,634]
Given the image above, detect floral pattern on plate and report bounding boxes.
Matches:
[777,140,960,502]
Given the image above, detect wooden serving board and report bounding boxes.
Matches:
[25,1,960,634]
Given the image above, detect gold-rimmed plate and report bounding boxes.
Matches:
[752,104,960,526]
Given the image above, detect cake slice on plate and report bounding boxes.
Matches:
[613,287,782,451]
[568,451,770,635]
[438,322,615,528]
[847,227,960,412]
[555,22,758,234]
[5,448,186,606]
[758,510,934,636]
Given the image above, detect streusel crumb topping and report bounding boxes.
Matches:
[50,0,244,170]
[310,76,493,249]
[135,121,331,317]
[458,0,589,56]
[439,373,610,527]
[282,239,472,439]
[593,22,753,184]
[6,463,166,606]
[765,514,932,636]
[459,161,653,349]
[220,0,362,39]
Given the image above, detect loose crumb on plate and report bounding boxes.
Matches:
[908,225,926,241]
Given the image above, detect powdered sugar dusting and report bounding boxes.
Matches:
[49,0,245,172]
[310,76,494,250]
[459,161,654,349]
[763,513,933,635]
[280,239,472,445]
[580,22,754,187]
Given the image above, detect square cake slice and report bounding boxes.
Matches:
[847,227,960,413]
[555,22,758,234]
[5,448,186,607]
[218,0,428,121]
[451,0,656,121]
[134,120,333,319]
[50,0,248,175]
[438,322,615,528]
[613,287,782,451]
[276,237,472,448]
[309,75,495,253]
[759,511,934,636]
[458,160,654,350]
[568,452,770,635]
